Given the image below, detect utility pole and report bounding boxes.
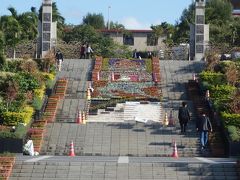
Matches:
[108,6,111,30]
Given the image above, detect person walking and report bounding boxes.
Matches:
[80,44,86,59]
[196,113,212,150]
[178,102,190,133]
[86,44,93,59]
[55,50,63,71]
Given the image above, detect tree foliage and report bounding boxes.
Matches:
[174,0,239,48]
[82,13,105,29]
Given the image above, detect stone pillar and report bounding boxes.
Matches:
[194,0,209,60]
[41,0,52,57]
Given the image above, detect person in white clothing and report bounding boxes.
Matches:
[86,44,93,59]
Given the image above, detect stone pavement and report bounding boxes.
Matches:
[10,156,238,180]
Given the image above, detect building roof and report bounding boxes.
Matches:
[100,29,153,33]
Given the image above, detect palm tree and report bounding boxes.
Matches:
[4,7,39,59]
[0,15,21,59]
[18,12,38,40]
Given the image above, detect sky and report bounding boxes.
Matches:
[0,0,193,29]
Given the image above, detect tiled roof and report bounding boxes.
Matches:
[100,29,152,33]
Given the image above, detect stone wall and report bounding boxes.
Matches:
[6,40,82,59]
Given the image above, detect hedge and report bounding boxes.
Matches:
[209,85,236,100]
[199,71,226,86]
[221,112,240,128]
[34,85,46,101]
[0,123,27,139]
[3,106,34,126]
[41,72,55,81]
[227,125,240,142]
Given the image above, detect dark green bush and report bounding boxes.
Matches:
[209,85,236,100]
[227,125,240,142]
[199,71,226,86]
[0,123,27,139]
[221,112,240,128]
[14,72,40,92]
[45,79,54,89]
[0,53,6,68]
[32,96,43,111]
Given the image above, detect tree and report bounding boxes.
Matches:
[173,3,195,44]
[109,21,125,30]
[173,0,238,48]
[151,25,164,38]
[153,22,175,46]
[18,12,38,40]
[82,13,105,29]
[63,25,99,43]
[0,30,6,67]
[0,15,21,59]
[0,7,38,58]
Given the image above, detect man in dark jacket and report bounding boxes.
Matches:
[178,102,190,133]
[196,113,212,149]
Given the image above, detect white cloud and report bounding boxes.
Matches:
[120,17,151,30]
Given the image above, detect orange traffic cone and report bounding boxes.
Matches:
[76,111,82,124]
[163,112,169,126]
[172,141,178,158]
[87,88,91,100]
[69,141,75,156]
[82,111,86,124]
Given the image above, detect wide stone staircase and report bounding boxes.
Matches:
[8,60,240,180]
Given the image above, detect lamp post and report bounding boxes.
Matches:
[108,6,111,30]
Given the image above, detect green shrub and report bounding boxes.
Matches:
[221,112,240,128]
[1,60,22,72]
[0,52,6,67]
[227,125,240,142]
[102,58,109,71]
[14,72,40,92]
[41,72,55,81]
[34,86,46,101]
[145,59,152,73]
[2,106,34,126]
[32,96,43,111]
[209,85,236,100]
[200,81,212,91]
[45,79,55,89]
[0,123,27,139]
[199,71,226,86]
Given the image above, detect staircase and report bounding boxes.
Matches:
[187,80,227,157]
[9,156,239,180]
[88,101,163,123]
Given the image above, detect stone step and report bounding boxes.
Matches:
[10,158,239,180]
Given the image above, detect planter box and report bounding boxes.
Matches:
[0,138,23,153]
